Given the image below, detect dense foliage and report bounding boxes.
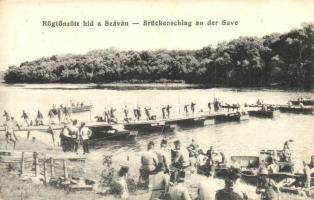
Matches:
[4,23,314,88]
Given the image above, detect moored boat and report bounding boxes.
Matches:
[247,110,274,118]
[290,99,314,106]
[89,124,137,141]
[231,149,295,186]
[124,121,176,134]
[165,115,214,128]
[221,104,240,111]
[278,106,313,114]
[214,112,242,123]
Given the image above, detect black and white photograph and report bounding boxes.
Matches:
[0,0,314,199]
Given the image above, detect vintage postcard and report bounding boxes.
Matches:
[0,0,313,199]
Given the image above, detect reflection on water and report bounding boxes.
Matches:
[0,84,313,174]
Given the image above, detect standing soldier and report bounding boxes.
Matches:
[145,107,151,120]
[104,109,111,123]
[103,109,108,122]
[123,106,129,119]
[35,110,44,125]
[68,120,79,153]
[63,107,71,123]
[110,107,116,119]
[137,105,141,120]
[184,104,189,116]
[57,106,63,123]
[166,105,172,119]
[79,122,92,154]
[191,102,196,114]
[4,117,20,149]
[133,107,138,120]
[110,107,117,123]
[3,110,10,121]
[161,106,166,119]
[208,102,211,113]
[48,109,55,125]
[21,110,30,126]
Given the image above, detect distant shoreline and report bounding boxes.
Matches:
[1,82,313,92]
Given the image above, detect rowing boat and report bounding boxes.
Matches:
[68,105,93,113]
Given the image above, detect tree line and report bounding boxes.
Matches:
[4,22,314,89]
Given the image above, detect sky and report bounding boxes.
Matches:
[0,0,313,71]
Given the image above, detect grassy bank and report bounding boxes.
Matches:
[0,134,312,200]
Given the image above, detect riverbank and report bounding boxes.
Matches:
[1,82,313,91]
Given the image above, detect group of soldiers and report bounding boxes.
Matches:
[3,109,44,127]
[48,104,72,124]
[111,139,314,200]
[104,138,248,200]
[102,100,223,124]
[100,105,174,123]
[2,105,73,127]
[135,139,238,200]
[2,110,45,149]
[59,119,92,154]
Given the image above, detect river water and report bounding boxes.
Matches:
[0,84,313,186]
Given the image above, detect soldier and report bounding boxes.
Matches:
[161,106,166,119]
[68,120,79,153]
[136,105,142,120]
[208,102,211,112]
[35,110,44,125]
[166,105,172,119]
[21,110,30,126]
[191,102,196,114]
[171,140,190,170]
[3,110,9,121]
[145,107,151,120]
[79,122,92,154]
[169,171,192,200]
[215,177,245,200]
[133,108,138,120]
[156,139,170,173]
[103,109,110,123]
[4,117,20,149]
[256,168,280,200]
[63,107,71,123]
[140,141,158,188]
[48,109,56,125]
[123,106,129,119]
[184,104,189,116]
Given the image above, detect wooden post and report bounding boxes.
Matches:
[34,152,39,177]
[63,159,68,179]
[20,152,25,176]
[50,157,55,178]
[43,160,47,185]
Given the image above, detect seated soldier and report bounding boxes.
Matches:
[169,171,192,200]
[149,163,170,200]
